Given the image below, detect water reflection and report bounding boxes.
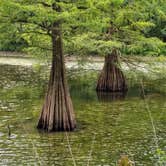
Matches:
[97,92,127,102]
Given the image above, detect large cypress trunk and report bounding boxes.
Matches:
[96,49,127,92]
[37,22,76,132]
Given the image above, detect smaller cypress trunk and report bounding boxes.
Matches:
[96,49,127,92]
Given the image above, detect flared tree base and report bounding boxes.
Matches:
[37,80,76,132]
[37,56,76,132]
[96,49,127,92]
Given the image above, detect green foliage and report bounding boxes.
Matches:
[156,148,166,165]
[126,37,166,56]
[0,24,28,51]
[65,33,122,56]
[131,21,155,32]
[0,0,165,56]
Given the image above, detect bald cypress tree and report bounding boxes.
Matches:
[0,0,79,131]
[37,4,76,131]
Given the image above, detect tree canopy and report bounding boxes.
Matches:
[0,0,165,56]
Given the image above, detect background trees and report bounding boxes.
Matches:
[68,0,166,57]
[0,0,165,56]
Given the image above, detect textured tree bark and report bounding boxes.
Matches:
[96,49,127,92]
[37,22,76,132]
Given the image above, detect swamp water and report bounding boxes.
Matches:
[0,57,166,166]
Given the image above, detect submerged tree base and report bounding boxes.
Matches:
[37,79,76,132]
[96,49,128,92]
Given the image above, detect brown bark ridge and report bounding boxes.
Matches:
[96,49,128,92]
[37,21,76,132]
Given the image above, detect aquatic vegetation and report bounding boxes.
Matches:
[156,149,166,165]
[0,59,165,165]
